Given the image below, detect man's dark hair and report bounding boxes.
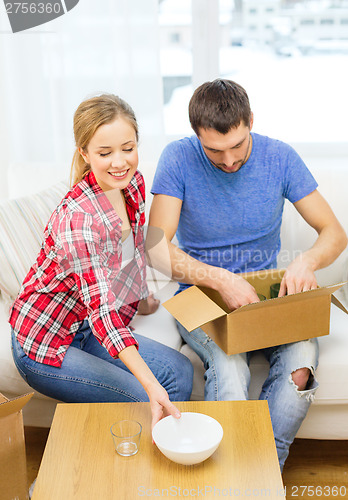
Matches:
[188,79,251,135]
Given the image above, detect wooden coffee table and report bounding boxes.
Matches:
[32,400,284,499]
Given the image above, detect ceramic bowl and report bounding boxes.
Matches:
[152,412,223,465]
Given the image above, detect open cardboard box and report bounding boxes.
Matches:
[0,392,34,500]
[163,269,348,355]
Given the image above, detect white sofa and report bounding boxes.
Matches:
[0,161,348,439]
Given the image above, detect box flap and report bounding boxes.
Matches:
[331,294,348,314]
[322,281,347,294]
[163,286,227,332]
[240,268,285,282]
[0,393,9,404]
[0,394,30,500]
[241,268,285,295]
[0,393,33,419]
[230,282,347,316]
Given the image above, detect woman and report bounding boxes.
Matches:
[10,94,193,427]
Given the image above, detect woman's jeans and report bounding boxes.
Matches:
[11,320,193,404]
[176,321,319,471]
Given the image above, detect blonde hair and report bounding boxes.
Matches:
[70,94,139,186]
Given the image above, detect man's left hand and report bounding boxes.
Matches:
[279,257,318,296]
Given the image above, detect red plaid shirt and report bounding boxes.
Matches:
[9,171,148,367]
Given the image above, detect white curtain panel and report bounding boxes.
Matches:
[0,0,165,199]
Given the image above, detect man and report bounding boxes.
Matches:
[148,79,347,470]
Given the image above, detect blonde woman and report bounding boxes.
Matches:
[10,94,193,427]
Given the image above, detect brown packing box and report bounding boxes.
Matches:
[163,269,348,355]
[0,392,34,500]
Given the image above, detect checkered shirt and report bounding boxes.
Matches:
[9,171,148,367]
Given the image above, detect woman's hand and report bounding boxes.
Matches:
[146,381,181,430]
[117,345,180,432]
[137,293,160,315]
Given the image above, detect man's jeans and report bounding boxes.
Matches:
[176,321,319,471]
[11,320,193,404]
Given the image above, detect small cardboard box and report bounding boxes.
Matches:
[163,269,348,355]
[0,392,34,500]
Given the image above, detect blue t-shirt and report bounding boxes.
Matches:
[151,133,318,292]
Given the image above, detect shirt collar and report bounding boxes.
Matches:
[84,171,138,221]
[123,174,138,209]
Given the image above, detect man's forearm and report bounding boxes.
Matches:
[145,227,227,291]
[280,220,348,295]
[145,225,260,309]
[167,240,227,290]
[300,222,347,271]
[292,190,348,272]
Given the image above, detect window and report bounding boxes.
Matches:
[159,0,192,133]
[170,32,181,44]
[320,19,334,25]
[161,0,348,142]
[300,19,315,25]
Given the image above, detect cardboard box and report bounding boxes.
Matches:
[0,392,34,500]
[163,269,348,355]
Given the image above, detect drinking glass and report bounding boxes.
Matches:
[110,420,142,457]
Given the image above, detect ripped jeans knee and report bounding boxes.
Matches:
[289,365,318,402]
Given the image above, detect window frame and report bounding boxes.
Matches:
[163,0,348,151]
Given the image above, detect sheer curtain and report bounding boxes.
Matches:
[0,0,164,199]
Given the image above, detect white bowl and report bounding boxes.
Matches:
[152,412,223,465]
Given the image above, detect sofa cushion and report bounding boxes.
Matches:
[340,250,348,306]
[0,181,69,302]
[0,300,49,398]
[131,280,183,351]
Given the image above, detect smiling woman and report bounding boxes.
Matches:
[78,120,138,191]
[72,95,140,236]
[70,94,139,188]
[9,93,193,430]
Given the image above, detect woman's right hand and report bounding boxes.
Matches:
[118,345,181,431]
[146,380,181,430]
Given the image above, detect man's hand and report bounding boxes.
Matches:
[216,269,260,310]
[279,256,318,297]
[137,293,160,315]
